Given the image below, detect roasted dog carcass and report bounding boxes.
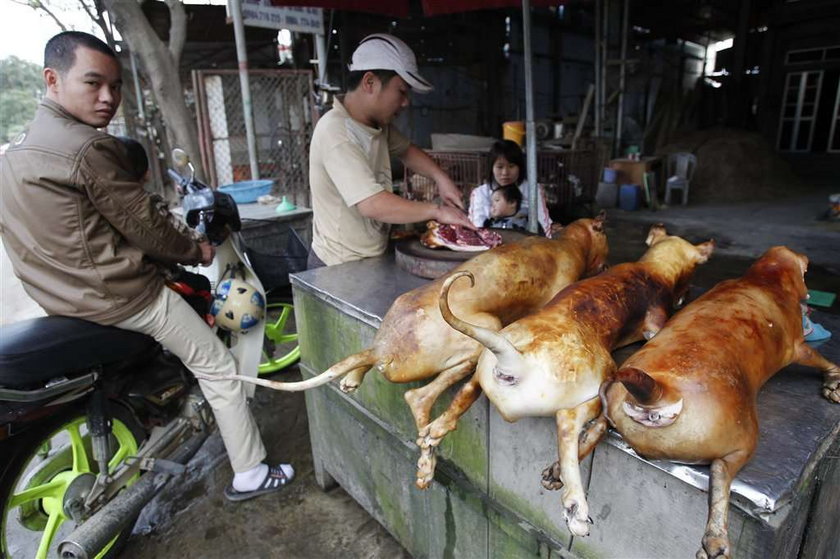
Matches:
[198,215,610,488]
[437,225,714,536]
[603,246,840,558]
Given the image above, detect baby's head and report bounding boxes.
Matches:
[490,185,522,219]
[117,136,150,183]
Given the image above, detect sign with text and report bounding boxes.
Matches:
[237,1,323,34]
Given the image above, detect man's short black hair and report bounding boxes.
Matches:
[346,69,398,92]
[44,31,117,74]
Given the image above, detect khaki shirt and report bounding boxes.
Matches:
[309,97,410,265]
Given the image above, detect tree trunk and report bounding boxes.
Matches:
[103,0,206,181]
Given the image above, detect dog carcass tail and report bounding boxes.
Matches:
[438,271,524,372]
[191,349,376,392]
[615,366,663,405]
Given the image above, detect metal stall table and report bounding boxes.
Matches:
[290,257,840,559]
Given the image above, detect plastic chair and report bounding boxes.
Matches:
[664,152,697,206]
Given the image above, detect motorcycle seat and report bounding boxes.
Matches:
[0,316,157,389]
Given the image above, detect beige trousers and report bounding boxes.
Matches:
[116,286,266,472]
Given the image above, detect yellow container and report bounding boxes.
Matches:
[502,121,525,146]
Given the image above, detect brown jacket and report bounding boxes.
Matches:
[0,99,202,325]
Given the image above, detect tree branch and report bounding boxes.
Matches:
[164,0,187,64]
[12,0,68,32]
[102,0,206,180]
[79,0,114,48]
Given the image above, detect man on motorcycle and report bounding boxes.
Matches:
[0,31,293,501]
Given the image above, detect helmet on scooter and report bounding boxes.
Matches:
[210,278,265,334]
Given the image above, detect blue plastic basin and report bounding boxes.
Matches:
[218,180,274,204]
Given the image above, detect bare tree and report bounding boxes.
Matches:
[103,0,205,178]
[10,0,68,31]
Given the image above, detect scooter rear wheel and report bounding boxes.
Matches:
[0,404,145,559]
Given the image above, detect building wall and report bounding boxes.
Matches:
[760,0,840,154]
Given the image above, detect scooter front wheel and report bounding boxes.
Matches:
[0,404,144,559]
[258,302,300,375]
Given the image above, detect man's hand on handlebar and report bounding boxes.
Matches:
[198,241,215,266]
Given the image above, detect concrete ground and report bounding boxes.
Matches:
[604,186,840,272]
[120,370,411,559]
[2,187,838,558]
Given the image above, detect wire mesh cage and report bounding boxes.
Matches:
[403,143,610,221]
[193,69,315,207]
[404,152,486,207]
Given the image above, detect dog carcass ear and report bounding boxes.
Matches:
[592,210,607,232]
[645,224,668,247]
[616,367,662,405]
[694,240,716,263]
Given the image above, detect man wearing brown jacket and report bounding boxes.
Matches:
[0,31,292,500]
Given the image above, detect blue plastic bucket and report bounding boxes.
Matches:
[619,184,642,211]
[602,167,618,183]
[218,180,274,204]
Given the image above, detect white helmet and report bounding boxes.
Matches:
[210,278,265,334]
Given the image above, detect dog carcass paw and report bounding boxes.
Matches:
[415,450,437,490]
[563,502,591,537]
[339,377,360,393]
[822,379,840,403]
[540,462,565,491]
[415,431,441,451]
[697,534,730,559]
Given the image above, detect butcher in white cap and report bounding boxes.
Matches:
[306,33,474,268]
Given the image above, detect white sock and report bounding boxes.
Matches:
[232,463,294,492]
[232,463,269,492]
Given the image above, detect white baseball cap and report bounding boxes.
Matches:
[348,33,433,94]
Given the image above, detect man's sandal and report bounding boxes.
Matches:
[224,464,294,502]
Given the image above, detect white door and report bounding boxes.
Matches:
[828,75,840,153]
[777,70,824,152]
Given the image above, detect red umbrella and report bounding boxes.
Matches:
[269,1,563,17]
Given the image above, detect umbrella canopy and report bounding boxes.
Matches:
[269,1,563,17]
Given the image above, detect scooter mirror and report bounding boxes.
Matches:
[172,148,190,169]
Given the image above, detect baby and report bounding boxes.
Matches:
[484,184,528,230]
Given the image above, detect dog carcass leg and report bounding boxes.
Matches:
[414,373,482,490]
[792,341,840,403]
[554,402,600,537]
[406,358,476,432]
[542,396,605,491]
[642,305,669,340]
[410,360,477,490]
[698,452,748,559]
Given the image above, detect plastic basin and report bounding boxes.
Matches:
[218,180,274,204]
